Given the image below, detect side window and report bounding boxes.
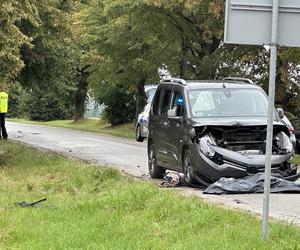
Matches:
[171,91,184,117]
[160,89,171,115]
[152,89,161,116]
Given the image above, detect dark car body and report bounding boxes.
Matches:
[147,78,298,185]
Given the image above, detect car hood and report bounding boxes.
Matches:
[190,117,285,127]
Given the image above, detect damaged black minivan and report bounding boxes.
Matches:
[147,78,299,186]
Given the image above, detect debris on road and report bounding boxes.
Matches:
[14,131,23,138]
[160,172,185,188]
[204,174,300,195]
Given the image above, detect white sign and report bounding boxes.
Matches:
[224,0,300,47]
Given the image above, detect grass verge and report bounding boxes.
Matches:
[293,154,300,165]
[0,141,300,249]
[7,118,135,139]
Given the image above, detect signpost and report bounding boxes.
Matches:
[224,0,300,239]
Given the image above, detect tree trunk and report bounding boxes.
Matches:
[136,78,147,120]
[74,69,89,121]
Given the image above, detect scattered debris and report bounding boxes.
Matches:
[15,198,47,208]
[204,174,300,195]
[160,172,185,188]
[14,131,23,138]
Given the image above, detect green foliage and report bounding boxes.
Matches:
[2,0,300,122]
[80,0,226,123]
[7,82,30,118]
[19,1,78,96]
[27,91,74,121]
[0,1,38,85]
[98,84,136,126]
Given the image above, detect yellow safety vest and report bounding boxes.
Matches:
[0,92,8,113]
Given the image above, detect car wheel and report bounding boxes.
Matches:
[183,149,196,184]
[136,124,144,142]
[148,143,165,178]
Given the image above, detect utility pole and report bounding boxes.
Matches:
[262,0,279,240]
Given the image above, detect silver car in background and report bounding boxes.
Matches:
[282,116,296,149]
[136,85,157,142]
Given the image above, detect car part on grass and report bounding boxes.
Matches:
[204,173,300,195]
[15,198,47,207]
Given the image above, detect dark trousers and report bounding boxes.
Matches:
[0,113,8,139]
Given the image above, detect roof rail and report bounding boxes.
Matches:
[162,78,187,85]
[223,77,254,85]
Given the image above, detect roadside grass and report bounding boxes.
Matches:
[293,154,300,164]
[0,141,300,249]
[8,118,135,139]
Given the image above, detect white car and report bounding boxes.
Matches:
[135,85,157,142]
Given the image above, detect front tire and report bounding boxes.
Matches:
[148,143,165,178]
[183,149,196,184]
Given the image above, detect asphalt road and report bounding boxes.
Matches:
[7,121,300,226]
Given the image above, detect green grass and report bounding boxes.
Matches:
[293,154,300,165]
[0,141,300,249]
[8,118,135,139]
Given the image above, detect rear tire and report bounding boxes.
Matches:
[136,124,144,142]
[183,149,196,184]
[148,143,165,178]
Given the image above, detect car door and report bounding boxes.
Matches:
[163,88,185,170]
[154,87,174,167]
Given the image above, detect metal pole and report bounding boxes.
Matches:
[262,0,279,240]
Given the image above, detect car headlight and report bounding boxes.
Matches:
[275,131,293,153]
[199,134,216,157]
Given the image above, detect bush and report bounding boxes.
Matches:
[28,92,74,121]
[98,84,136,126]
[7,82,30,118]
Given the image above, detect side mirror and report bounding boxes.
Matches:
[277,108,284,119]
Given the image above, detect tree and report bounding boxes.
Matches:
[0,1,38,86]
[80,0,225,124]
[17,0,79,120]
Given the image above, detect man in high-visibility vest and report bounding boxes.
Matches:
[0,86,8,140]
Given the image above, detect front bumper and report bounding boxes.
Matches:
[190,144,297,183]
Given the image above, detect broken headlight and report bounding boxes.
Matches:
[275,131,293,153]
[199,134,216,157]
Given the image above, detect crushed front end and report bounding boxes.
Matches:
[189,124,299,184]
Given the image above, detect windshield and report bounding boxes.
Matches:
[189,88,268,118]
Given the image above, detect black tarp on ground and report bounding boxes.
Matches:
[204,173,300,195]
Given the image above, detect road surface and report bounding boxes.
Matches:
[7,121,300,226]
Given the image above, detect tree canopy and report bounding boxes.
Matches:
[1,0,300,122]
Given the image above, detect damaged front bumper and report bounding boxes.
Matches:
[190,144,298,183]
